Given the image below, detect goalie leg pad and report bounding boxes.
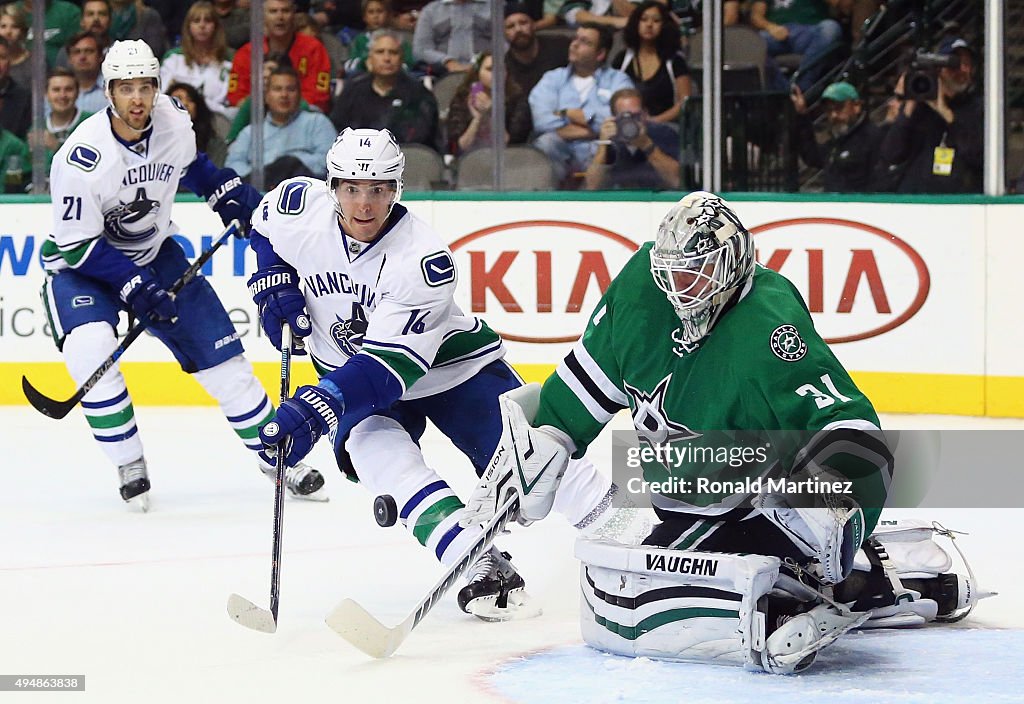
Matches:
[575,539,780,670]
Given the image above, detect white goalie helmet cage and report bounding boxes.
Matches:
[326,128,406,218]
[102,39,162,102]
[650,191,755,344]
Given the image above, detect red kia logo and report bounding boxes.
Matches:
[450,220,638,343]
[751,217,930,343]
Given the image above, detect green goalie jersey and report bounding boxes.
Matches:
[535,243,892,533]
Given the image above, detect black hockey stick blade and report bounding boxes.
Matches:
[227,593,278,633]
[21,374,81,419]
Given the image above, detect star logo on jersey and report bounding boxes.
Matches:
[330,304,369,356]
[770,324,807,362]
[623,374,700,449]
[103,187,160,243]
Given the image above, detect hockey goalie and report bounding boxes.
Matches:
[464,191,989,674]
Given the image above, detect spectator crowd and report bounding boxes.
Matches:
[0,0,989,194]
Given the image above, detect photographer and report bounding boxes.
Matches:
[879,36,983,193]
[583,88,680,190]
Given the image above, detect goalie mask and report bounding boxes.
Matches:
[650,191,754,345]
[326,128,405,222]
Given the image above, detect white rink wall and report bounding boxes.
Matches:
[1,194,1022,416]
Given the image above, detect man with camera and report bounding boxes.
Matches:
[583,88,679,190]
[879,35,982,193]
[791,81,886,192]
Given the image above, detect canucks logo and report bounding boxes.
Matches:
[104,187,160,243]
[330,304,368,356]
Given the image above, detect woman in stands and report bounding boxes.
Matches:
[445,51,532,155]
[160,1,236,120]
[167,81,227,168]
[0,5,32,87]
[612,1,691,124]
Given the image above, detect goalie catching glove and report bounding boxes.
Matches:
[463,384,574,527]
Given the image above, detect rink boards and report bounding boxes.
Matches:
[1,193,1021,417]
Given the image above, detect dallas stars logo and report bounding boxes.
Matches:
[623,374,700,447]
[770,324,807,362]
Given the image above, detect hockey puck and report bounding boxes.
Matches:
[374,494,398,527]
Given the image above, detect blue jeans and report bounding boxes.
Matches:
[762,20,842,92]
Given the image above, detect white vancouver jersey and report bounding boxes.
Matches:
[253,178,505,400]
[44,94,198,271]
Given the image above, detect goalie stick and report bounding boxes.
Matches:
[227,325,295,634]
[326,492,520,658]
[22,220,241,419]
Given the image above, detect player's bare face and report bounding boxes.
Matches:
[337,181,396,243]
[110,78,157,134]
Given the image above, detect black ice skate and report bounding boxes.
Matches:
[259,459,328,501]
[457,547,540,622]
[118,457,151,512]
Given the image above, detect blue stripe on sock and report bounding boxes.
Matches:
[434,523,463,561]
[82,388,129,410]
[226,398,271,423]
[400,480,447,521]
[94,425,139,442]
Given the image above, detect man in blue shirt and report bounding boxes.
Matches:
[226,64,337,189]
[528,23,633,184]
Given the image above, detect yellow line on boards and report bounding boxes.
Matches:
[4,363,1022,418]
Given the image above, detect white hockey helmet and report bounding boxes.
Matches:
[650,191,754,345]
[326,127,405,217]
[102,39,161,96]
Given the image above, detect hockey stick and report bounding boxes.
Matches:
[227,324,294,634]
[326,493,520,658]
[22,220,241,419]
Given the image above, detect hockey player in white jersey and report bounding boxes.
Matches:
[248,128,640,619]
[42,39,327,509]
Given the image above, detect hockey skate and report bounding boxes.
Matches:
[457,547,540,622]
[760,602,869,674]
[258,459,328,502]
[837,519,995,628]
[118,457,151,512]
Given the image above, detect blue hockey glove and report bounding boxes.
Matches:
[247,264,312,352]
[119,269,176,326]
[207,173,262,236]
[261,385,344,466]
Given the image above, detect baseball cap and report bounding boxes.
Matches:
[937,36,972,56]
[821,81,860,102]
[504,2,533,19]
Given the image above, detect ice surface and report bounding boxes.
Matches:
[1,407,1021,703]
